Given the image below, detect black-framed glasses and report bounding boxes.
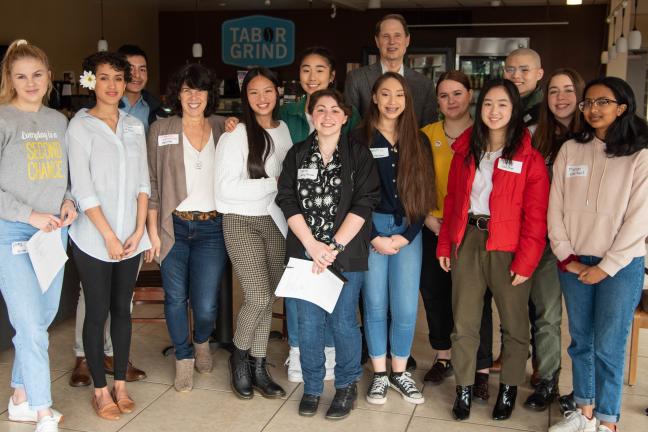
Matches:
[578,98,619,112]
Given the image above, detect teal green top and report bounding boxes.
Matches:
[278,97,361,144]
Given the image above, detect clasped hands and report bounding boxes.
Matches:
[28,199,77,233]
[371,234,409,255]
[305,239,339,274]
[105,228,145,261]
[565,261,608,285]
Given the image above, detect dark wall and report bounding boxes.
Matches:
[159,5,606,96]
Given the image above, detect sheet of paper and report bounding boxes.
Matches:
[27,229,68,293]
[267,200,288,238]
[275,257,344,313]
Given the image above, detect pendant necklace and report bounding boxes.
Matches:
[192,120,207,170]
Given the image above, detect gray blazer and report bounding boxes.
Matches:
[147,114,226,262]
[344,62,437,126]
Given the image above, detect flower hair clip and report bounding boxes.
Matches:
[79,70,96,90]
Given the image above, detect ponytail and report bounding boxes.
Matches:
[0,39,52,105]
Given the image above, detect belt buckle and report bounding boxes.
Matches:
[475,217,489,231]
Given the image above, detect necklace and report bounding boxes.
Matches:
[443,122,458,141]
[184,119,207,169]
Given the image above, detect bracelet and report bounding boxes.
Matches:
[557,254,579,272]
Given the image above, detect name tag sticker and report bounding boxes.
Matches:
[298,168,318,180]
[567,165,588,178]
[158,134,180,146]
[370,147,389,158]
[434,140,442,147]
[11,241,27,255]
[123,124,144,135]
[497,159,523,174]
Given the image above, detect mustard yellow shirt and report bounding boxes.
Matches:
[421,121,454,218]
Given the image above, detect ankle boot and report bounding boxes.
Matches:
[492,383,517,420]
[249,356,286,398]
[452,385,472,420]
[229,348,253,399]
[325,383,357,420]
[524,369,559,411]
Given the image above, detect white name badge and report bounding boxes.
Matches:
[123,124,144,135]
[370,147,389,158]
[497,159,523,174]
[298,168,318,180]
[11,241,27,255]
[434,140,442,147]
[158,134,179,146]
[567,165,588,178]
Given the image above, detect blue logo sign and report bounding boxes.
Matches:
[222,15,295,68]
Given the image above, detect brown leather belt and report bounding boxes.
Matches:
[173,210,219,221]
[468,214,490,231]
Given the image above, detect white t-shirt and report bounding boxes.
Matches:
[176,133,216,212]
[469,148,503,216]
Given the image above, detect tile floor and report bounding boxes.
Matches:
[0,299,646,431]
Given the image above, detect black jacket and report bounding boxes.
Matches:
[276,132,380,273]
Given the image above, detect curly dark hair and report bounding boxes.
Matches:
[165,63,218,117]
[81,51,132,83]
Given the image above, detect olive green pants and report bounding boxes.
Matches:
[451,225,532,386]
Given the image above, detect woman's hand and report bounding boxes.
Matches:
[371,236,398,255]
[390,234,409,250]
[305,238,337,272]
[60,200,78,227]
[28,211,62,232]
[424,215,442,236]
[123,228,144,258]
[224,117,240,132]
[565,260,588,275]
[578,265,608,285]
[510,271,529,286]
[438,257,451,272]
[105,234,125,260]
[145,231,161,263]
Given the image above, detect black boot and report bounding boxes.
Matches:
[524,370,559,411]
[299,394,320,417]
[558,391,577,415]
[229,348,253,399]
[249,356,286,398]
[452,385,472,420]
[325,383,357,420]
[492,383,517,420]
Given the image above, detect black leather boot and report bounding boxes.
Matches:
[229,348,253,399]
[298,394,320,416]
[249,356,286,398]
[524,370,559,411]
[558,391,577,415]
[452,385,472,420]
[492,383,517,420]
[325,383,357,420]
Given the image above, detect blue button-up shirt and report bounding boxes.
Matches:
[120,95,150,132]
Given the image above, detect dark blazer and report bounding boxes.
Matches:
[276,133,381,273]
[344,62,437,126]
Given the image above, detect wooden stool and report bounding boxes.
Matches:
[628,306,648,386]
[132,266,166,324]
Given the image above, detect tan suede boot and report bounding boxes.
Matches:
[174,359,195,392]
[194,341,213,374]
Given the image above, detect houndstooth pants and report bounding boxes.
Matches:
[223,214,285,357]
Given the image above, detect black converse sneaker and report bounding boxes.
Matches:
[389,371,425,404]
[366,373,390,405]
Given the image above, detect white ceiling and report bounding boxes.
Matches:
[157,0,609,11]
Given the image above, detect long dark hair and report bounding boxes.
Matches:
[360,72,435,221]
[240,67,279,179]
[533,68,585,162]
[299,46,337,88]
[576,76,648,157]
[469,78,525,167]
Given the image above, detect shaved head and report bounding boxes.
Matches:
[506,48,542,68]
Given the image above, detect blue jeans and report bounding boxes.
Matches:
[296,271,363,395]
[363,213,422,359]
[160,214,227,360]
[0,220,68,410]
[560,255,644,423]
[286,298,334,348]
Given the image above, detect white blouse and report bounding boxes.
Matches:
[176,133,216,212]
[469,148,503,216]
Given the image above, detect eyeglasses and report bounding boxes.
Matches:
[504,66,535,75]
[578,98,619,112]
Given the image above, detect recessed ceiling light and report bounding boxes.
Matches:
[566,0,583,5]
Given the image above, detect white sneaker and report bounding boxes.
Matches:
[548,409,597,432]
[597,426,615,432]
[35,415,59,432]
[285,346,303,383]
[8,398,63,424]
[324,346,336,381]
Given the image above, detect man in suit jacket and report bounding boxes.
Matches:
[344,14,437,126]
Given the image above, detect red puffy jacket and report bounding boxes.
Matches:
[436,127,549,277]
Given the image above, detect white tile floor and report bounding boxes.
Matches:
[0,300,646,431]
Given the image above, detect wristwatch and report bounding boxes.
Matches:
[330,238,346,253]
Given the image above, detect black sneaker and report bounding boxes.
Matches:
[366,373,389,405]
[424,359,453,385]
[389,372,424,405]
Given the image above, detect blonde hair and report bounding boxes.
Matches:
[0,39,53,105]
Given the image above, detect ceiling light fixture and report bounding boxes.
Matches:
[629,0,642,50]
[97,0,108,52]
[192,0,203,59]
[566,0,582,5]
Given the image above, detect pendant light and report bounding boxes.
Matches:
[97,0,108,52]
[610,12,618,60]
[192,0,203,59]
[617,1,628,54]
[629,0,643,50]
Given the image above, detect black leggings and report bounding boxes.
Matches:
[71,242,140,388]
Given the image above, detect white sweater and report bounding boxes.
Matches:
[214,121,292,216]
